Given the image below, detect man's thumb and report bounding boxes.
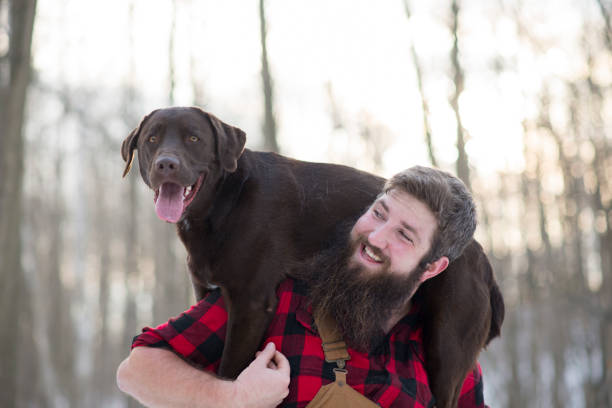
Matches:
[254,342,275,365]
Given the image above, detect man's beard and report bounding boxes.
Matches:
[298,221,426,352]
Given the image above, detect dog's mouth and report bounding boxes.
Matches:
[153,173,206,223]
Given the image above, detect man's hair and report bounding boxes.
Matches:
[384,165,476,264]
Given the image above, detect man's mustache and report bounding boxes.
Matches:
[353,235,391,267]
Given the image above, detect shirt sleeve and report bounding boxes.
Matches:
[131,288,228,372]
[456,362,487,408]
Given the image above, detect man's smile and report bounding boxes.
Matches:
[360,242,384,264]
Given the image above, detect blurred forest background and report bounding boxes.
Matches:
[1,0,612,406]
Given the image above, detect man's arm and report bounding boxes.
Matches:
[117,342,290,408]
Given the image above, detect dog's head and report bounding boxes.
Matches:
[121,106,246,223]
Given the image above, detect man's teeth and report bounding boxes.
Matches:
[364,245,382,262]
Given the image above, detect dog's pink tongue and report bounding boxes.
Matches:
[155,183,183,223]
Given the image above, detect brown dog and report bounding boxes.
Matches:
[121,106,504,408]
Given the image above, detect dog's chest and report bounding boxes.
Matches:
[177,219,227,278]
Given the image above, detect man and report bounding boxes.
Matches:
[117,166,487,407]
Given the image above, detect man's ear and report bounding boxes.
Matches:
[121,110,156,177]
[196,107,246,172]
[419,256,449,283]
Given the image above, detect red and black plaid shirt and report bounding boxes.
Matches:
[132,279,487,408]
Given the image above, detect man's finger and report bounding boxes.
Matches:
[272,350,290,376]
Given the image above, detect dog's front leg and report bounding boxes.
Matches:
[185,254,215,301]
[218,288,278,379]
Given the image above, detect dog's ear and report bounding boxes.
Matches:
[121,111,156,177]
[121,128,139,177]
[198,108,246,172]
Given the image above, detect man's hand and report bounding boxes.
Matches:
[232,342,290,408]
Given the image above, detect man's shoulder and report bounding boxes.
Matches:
[275,278,311,313]
[277,277,308,296]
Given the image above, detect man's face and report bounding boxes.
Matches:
[302,189,449,351]
[349,189,438,279]
[302,225,425,351]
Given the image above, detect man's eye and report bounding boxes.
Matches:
[189,135,199,142]
[373,209,383,219]
[148,135,157,143]
[399,231,413,243]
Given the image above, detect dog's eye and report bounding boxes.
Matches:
[189,136,199,142]
[148,136,157,143]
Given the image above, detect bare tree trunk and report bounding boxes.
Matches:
[358,116,390,174]
[520,174,539,298]
[46,152,76,406]
[259,0,278,152]
[595,0,612,51]
[24,158,70,406]
[449,0,470,188]
[122,6,143,407]
[325,82,344,131]
[169,0,176,105]
[402,0,437,167]
[123,168,143,408]
[95,224,113,402]
[90,141,116,406]
[0,0,37,406]
[190,50,206,107]
[504,308,526,408]
[597,317,612,406]
[586,69,612,406]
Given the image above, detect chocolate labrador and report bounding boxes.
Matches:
[121,106,504,408]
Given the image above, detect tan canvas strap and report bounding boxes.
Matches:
[314,312,351,369]
[307,312,380,408]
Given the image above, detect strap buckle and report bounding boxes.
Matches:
[335,360,347,369]
[322,340,351,369]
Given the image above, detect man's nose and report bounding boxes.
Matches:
[368,225,389,249]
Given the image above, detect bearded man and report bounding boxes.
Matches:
[117,166,489,408]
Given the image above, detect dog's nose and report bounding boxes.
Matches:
[155,155,180,176]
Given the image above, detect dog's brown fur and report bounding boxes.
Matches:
[122,106,504,408]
